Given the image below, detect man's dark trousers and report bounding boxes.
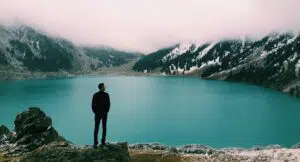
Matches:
[94,113,107,145]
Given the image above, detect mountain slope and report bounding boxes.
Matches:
[0,25,141,74]
[133,33,300,95]
[84,47,141,69]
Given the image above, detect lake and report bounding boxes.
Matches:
[0,76,300,148]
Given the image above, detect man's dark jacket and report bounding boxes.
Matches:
[92,91,110,115]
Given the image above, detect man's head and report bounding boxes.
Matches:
[98,83,105,92]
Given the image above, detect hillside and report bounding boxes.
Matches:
[133,33,300,96]
[0,25,141,78]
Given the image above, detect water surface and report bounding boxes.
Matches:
[0,76,299,148]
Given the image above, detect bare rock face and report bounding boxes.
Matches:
[13,107,60,151]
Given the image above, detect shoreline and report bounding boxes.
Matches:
[128,142,300,161]
[1,70,298,98]
[128,142,299,151]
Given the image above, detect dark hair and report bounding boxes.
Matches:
[98,83,105,90]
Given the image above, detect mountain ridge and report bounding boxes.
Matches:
[133,32,300,97]
[0,24,141,75]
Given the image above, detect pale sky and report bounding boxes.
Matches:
[0,0,300,53]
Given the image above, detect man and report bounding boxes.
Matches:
[92,83,110,148]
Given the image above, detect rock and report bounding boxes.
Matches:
[150,143,167,150]
[290,87,295,95]
[219,147,245,153]
[129,143,167,150]
[1,107,132,161]
[178,144,216,154]
[291,143,300,149]
[20,142,131,162]
[265,144,282,149]
[251,145,264,151]
[13,107,62,151]
[169,147,179,154]
[297,86,300,98]
[0,125,10,138]
[14,107,50,136]
[128,143,149,150]
[289,86,300,98]
[250,144,282,151]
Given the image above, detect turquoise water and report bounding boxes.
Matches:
[0,76,300,148]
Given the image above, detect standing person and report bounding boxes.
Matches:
[92,83,110,148]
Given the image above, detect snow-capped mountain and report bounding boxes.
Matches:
[0,25,140,73]
[133,33,300,94]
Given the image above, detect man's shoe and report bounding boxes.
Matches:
[101,139,106,146]
[93,144,98,149]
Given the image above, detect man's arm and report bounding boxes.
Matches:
[92,94,96,113]
[106,94,110,113]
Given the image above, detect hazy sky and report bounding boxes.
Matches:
[0,0,300,53]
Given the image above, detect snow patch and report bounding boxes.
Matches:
[197,57,221,69]
[207,57,221,66]
[196,42,217,60]
[162,43,191,63]
[36,41,40,50]
[184,66,201,74]
[287,34,298,44]
[191,44,199,53]
[283,60,289,71]
[168,64,179,74]
[288,52,298,62]
[295,60,300,79]
[224,51,230,57]
[177,67,184,74]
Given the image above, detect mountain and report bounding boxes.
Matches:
[0,25,141,74]
[83,47,141,69]
[133,33,300,95]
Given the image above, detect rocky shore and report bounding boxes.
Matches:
[0,107,130,162]
[129,143,300,161]
[1,107,300,162]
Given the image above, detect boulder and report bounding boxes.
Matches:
[0,125,10,138]
[20,142,131,162]
[13,107,60,151]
